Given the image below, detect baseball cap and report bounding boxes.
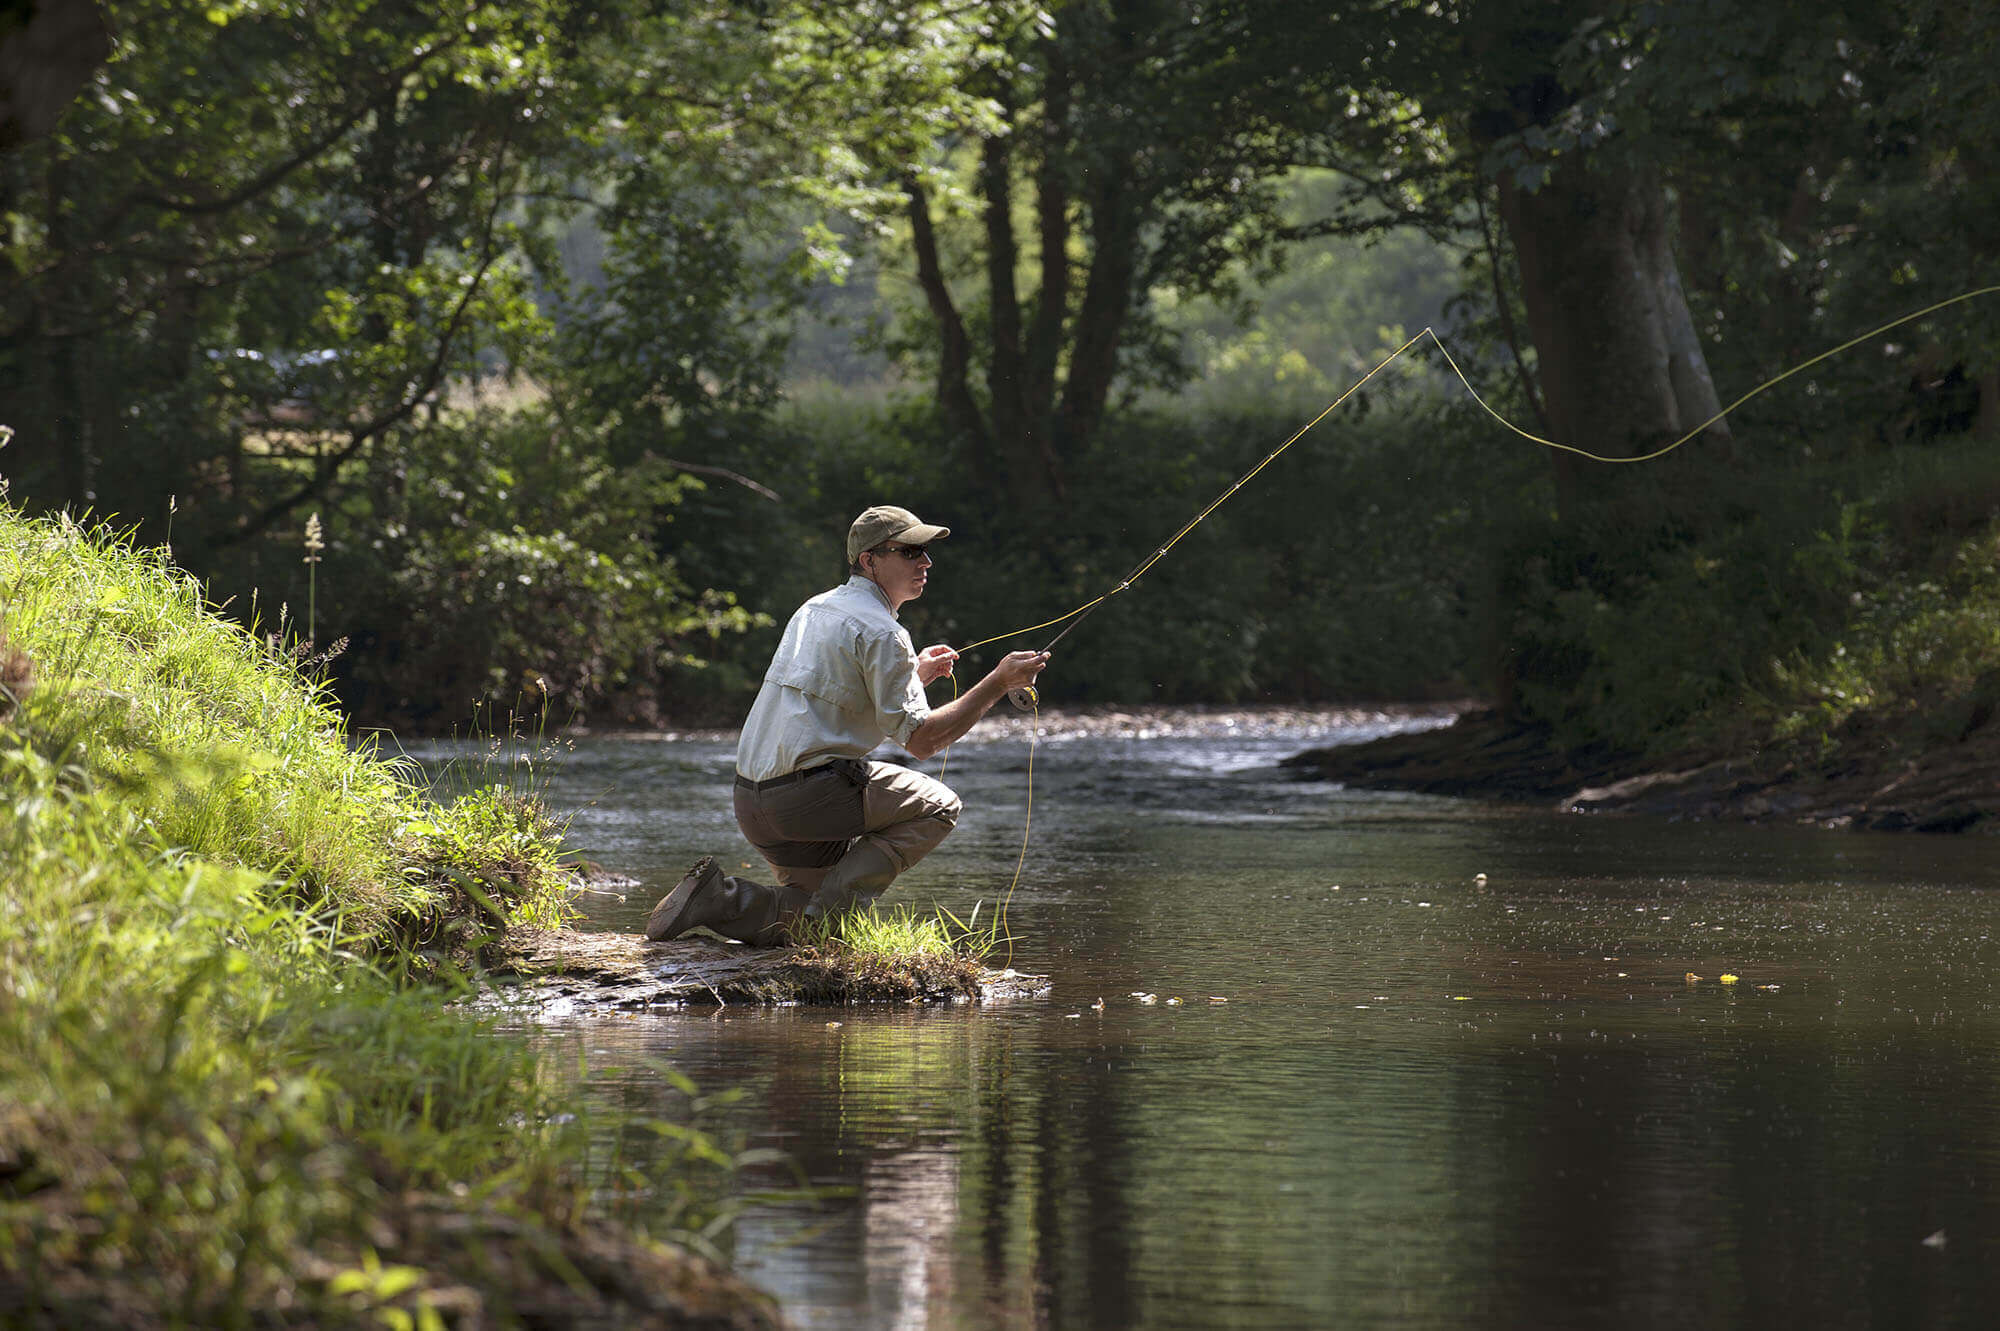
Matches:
[846,505,951,563]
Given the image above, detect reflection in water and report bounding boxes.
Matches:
[457,722,2000,1330]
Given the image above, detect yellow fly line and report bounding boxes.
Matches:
[957,281,2000,658]
[933,281,2000,948]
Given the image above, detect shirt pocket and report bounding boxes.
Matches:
[765,616,873,714]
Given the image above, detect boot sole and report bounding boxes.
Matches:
[645,857,716,941]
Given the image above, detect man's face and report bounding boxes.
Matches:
[862,540,932,606]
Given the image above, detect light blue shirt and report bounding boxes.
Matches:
[735,576,931,781]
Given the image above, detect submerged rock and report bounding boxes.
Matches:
[487,928,1050,1015]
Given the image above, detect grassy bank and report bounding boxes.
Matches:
[0,508,767,1327]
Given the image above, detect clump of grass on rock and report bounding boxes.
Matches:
[787,903,1000,1000]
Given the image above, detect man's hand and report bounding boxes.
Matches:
[995,650,1050,689]
[902,649,1051,759]
[916,643,959,686]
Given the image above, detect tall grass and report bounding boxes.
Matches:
[0,505,751,1326]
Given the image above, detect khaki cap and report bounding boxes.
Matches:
[846,505,950,562]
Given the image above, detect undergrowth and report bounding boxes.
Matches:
[0,506,758,1327]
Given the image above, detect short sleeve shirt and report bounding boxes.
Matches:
[734,576,932,781]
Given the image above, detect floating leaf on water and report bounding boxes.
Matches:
[1135,993,1157,1004]
[1923,1229,1947,1249]
[1758,984,1781,991]
[1208,996,1228,1004]
[1685,972,1702,983]
[1166,997,1183,1006]
[1091,997,1105,1010]
[1720,974,1741,984]
[825,1021,842,1029]
[1064,1012,1082,1019]
[1451,996,1471,1001]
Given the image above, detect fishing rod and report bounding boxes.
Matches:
[1000,436,1301,712]
[981,322,1440,711]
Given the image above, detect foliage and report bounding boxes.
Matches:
[0,501,762,1324]
[1498,431,2000,753]
[267,404,764,729]
[2,0,1999,766]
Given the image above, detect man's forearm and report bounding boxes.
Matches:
[904,673,1011,759]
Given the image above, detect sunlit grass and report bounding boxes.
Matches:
[784,901,1001,1001]
[790,900,998,961]
[0,501,750,1324]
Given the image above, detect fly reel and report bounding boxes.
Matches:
[1007,683,1039,712]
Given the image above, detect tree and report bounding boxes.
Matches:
[0,0,584,538]
[888,0,1401,508]
[0,0,111,153]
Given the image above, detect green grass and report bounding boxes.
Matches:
[790,900,998,961]
[786,902,1001,1000]
[0,505,751,1326]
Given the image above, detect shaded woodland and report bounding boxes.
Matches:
[3,0,1997,758]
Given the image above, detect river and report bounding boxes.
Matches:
[447,710,2000,1330]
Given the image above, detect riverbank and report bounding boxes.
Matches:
[0,509,784,1328]
[1285,705,2000,833]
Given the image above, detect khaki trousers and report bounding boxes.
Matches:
[714,759,962,943]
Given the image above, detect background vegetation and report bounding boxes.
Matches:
[2,0,1995,758]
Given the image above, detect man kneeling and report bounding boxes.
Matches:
[647,505,1048,945]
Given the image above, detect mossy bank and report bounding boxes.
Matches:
[0,507,780,1329]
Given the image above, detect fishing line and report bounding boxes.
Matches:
[929,282,2000,955]
[935,672,1036,968]
[962,282,2000,667]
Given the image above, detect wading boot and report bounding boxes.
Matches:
[645,856,725,941]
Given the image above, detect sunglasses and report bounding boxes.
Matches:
[870,544,931,561]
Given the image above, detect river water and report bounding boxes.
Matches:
[457,713,2000,1330]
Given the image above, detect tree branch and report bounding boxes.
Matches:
[1476,184,1552,437]
[902,172,992,470]
[658,457,781,501]
[211,138,518,550]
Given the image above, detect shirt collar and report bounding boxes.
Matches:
[844,573,898,618]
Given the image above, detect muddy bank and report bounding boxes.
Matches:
[487,929,1050,1016]
[1284,708,2000,833]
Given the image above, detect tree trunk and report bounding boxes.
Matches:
[979,126,1068,506]
[0,0,111,153]
[1057,164,1141,454]
[1496,156,1730,481]
[903,176,994,482]
[1023,38,1071,480]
